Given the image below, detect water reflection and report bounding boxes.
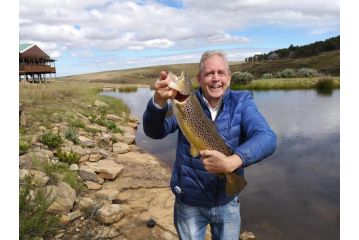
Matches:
[101,88,340,240]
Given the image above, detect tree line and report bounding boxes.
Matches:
[245,35,340,62]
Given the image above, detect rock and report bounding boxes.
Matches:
[84,181,102,190]
[60,210,81,225]
[62,145,89,156]
[96,204,124,224]
[79,166,104,184]
[127,122,138,129]
[97,134,112,147]
[68,209,82,222]
[128,115,139,123]
[241,231,256,240]
[113,133,135,145]
[20,150,52,169]
[96,189,119,201]
[86,124,107,133]
[69,164,79,171]
[94,226,120,239]
[78,136,96,148]
[94,100,108,107]
[46,182,76,214]
[79,154,90,163]
[85,159,124,180]
[78,197,96,210]
[112,142,129,154]
[106,114,123,122]
[88,153,102,162]
[19,169,49,187]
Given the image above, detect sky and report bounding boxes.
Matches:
[19,0,340,77]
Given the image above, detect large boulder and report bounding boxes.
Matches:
[19,169,49,187]
[45,182,76,214]
[85,159,124,180]
[96,204,124,224]
[79,165,104,184]
[112,142,129,154]
[78,136,96,148]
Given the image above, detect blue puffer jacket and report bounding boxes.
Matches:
[143,89,276,208]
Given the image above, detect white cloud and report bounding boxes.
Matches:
[19,0,339,75]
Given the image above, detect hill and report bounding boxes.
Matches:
[60,37,339,84]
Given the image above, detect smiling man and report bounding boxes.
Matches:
[143,50,276,240]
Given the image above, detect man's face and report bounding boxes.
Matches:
[197,55,231,107]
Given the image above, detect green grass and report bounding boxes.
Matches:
[58,50,339,85]
[232,76,340,90]
[20,176,61,240]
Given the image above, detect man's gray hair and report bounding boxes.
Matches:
[198,50,231,75]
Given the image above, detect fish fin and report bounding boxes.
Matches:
[225,173,248,196]
[190,145,200,157]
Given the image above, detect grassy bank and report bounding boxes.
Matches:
[231,76,340,90]
[20,81,130,136]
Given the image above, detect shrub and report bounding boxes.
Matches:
[277,69,296,78]
[316,77,334,90]
[297,68,320,77]
[20,176,60,239]
[69,119,85,129]
[55,149,80,165]
[260,73,273,79]
[91,117,123,134]
[19,140,29,155]
[40,131,62,149]
[65,127,80,145]
[231,71,254,85]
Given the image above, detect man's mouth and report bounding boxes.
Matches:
[209,85,222,89]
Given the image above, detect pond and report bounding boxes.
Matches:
[101,88,340,240]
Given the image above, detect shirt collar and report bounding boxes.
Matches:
[201,93,223,111]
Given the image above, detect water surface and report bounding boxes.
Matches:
[102,88,340,240]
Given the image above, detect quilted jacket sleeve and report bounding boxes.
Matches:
[143,97,178,139]
[233,92,276,168]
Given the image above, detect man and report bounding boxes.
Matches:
[143,51,276,240]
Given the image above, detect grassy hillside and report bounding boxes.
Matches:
[59,50,339,84]
[232,50,339,78]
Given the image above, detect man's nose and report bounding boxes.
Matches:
[212,72,219,80]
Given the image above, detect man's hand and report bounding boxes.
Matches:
[153,71,177,107]
[200,150,243,174]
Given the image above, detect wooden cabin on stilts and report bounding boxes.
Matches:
[19,43,56,83]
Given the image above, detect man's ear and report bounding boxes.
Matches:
[196,73,201,83]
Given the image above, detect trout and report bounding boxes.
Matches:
[168,72,247,196]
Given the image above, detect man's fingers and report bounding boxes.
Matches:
[159,71,168,80]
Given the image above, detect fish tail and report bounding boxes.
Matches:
[225,173,248,196]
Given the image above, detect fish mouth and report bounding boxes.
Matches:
[174,91,189,102]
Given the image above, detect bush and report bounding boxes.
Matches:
[91,117,123,134]
[19,140,29,155]
[65,127,80,145]
[231,71,254,85]
[276,69,296,78]
[316,77,334,90]
[69,119,85,129]
[297,68,320,77]
[55,149,80,165]
[260,73,273,79]
[20,176,60,239]
[40,131,62,149]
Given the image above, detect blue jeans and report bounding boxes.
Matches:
[174,196,241,240]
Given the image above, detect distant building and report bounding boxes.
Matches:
[19,43,56,83]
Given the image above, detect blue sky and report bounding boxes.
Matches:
[19,0,339,77]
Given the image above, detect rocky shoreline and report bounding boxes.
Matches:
[19,98,255,240]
